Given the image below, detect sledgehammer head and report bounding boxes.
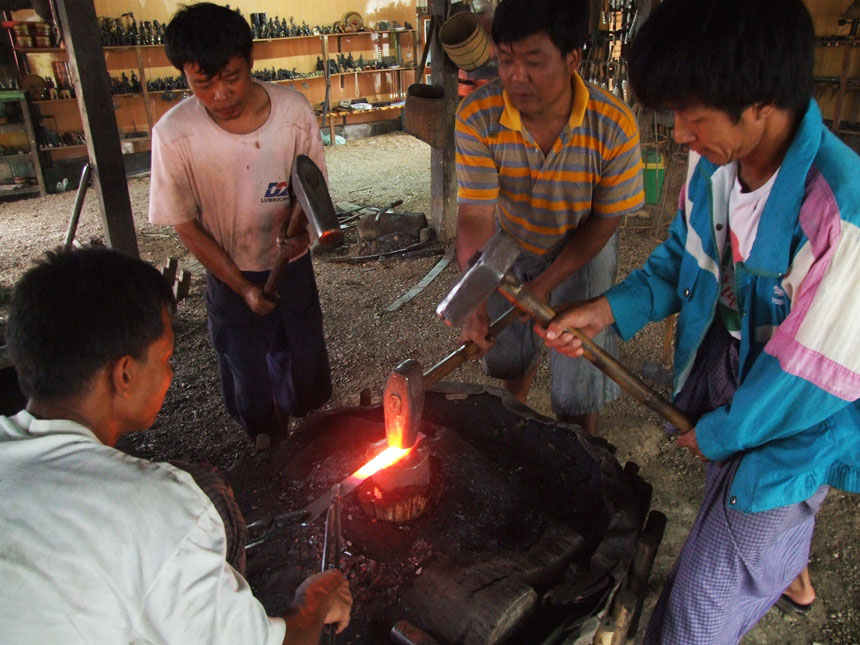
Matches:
[383,359,425,450]
[436,230,521,326]
[291,155,344,246]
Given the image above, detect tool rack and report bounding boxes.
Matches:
[0,90,45,198]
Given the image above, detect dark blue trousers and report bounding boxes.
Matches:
[205,253,331,439]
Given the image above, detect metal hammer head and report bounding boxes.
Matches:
[383,359,425,450]
[291,155,344,247]
[436,230,521,326]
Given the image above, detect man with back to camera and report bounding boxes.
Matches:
[149,2,331,449]
[453,0,644,436]
[0,247,351,644]
[538,0,860,641]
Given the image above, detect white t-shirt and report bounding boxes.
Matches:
[149,81,327,271]
[717,162,779,337]
[0,411,286,644]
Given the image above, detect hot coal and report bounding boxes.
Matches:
[228,385,648,644]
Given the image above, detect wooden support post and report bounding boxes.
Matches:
[53,0,138,258]
[428,0,460,241]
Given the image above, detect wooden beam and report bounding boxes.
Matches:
[429,0,460,241]
[53,0,139,258]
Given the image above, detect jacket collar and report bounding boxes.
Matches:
[696,100,824,275]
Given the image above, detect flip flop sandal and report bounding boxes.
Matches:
[775,593,813,616]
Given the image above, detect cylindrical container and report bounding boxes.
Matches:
[439,12,490,71]
[52,61,72,89]
[403,83,448,147]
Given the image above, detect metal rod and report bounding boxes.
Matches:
[64,163,92,251]
[423,306,518,387]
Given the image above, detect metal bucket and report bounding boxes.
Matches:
[440,12,490,71]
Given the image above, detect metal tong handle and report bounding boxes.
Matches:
[244,509,310,551]
[321,484,342,643]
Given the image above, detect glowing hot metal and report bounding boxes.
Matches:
[352,445,410,480]
[299,443,412,525]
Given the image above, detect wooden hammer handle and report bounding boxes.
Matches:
[423,306,519,387]
[262,200,306,301]
[498,281,693,432]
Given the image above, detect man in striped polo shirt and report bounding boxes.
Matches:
[454,0,644,436]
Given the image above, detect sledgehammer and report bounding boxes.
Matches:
[263,155,343,300]
[435,230,693,432]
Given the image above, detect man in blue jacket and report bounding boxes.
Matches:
[538,0,860,642]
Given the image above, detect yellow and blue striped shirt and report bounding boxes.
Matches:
[455,73,644,255]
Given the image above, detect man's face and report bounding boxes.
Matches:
[183,55,254,124]
[125,307,174,433]
[672,104,769,166]
[497,32,580,116]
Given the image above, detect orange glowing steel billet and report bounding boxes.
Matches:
[352,445,410,480]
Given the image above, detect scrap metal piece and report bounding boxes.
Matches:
[381,248,453,315]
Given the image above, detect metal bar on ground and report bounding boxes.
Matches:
[380,247,453,314]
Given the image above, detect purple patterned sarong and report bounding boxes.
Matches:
[645,322,828,644]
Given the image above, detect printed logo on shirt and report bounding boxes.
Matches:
[772,285,786,307]
[261,181,291,203]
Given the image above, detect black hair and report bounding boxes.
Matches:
[163,2,252,78]
[628,0,815,122]
[492,0,589,56]
[5,248,176,401]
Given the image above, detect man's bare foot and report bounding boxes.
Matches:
[784,567,815,606]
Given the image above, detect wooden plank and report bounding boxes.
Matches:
[428,0,459,241]
[54,0,139,258]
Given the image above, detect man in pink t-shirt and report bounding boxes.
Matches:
[149,3,331,447]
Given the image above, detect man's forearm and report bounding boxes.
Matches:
[173,220,253,296]
[281,606,328,645]
[532,214,621,296]
[455,203,498,269]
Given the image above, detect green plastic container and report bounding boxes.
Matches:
[643,149,665,205]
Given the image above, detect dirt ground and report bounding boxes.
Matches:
[0,133,858,644]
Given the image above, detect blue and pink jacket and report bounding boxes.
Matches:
[606,100,860,512]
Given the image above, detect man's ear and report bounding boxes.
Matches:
[566,49,582,75]
[109,355,135,397]
[752,102,776,122]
